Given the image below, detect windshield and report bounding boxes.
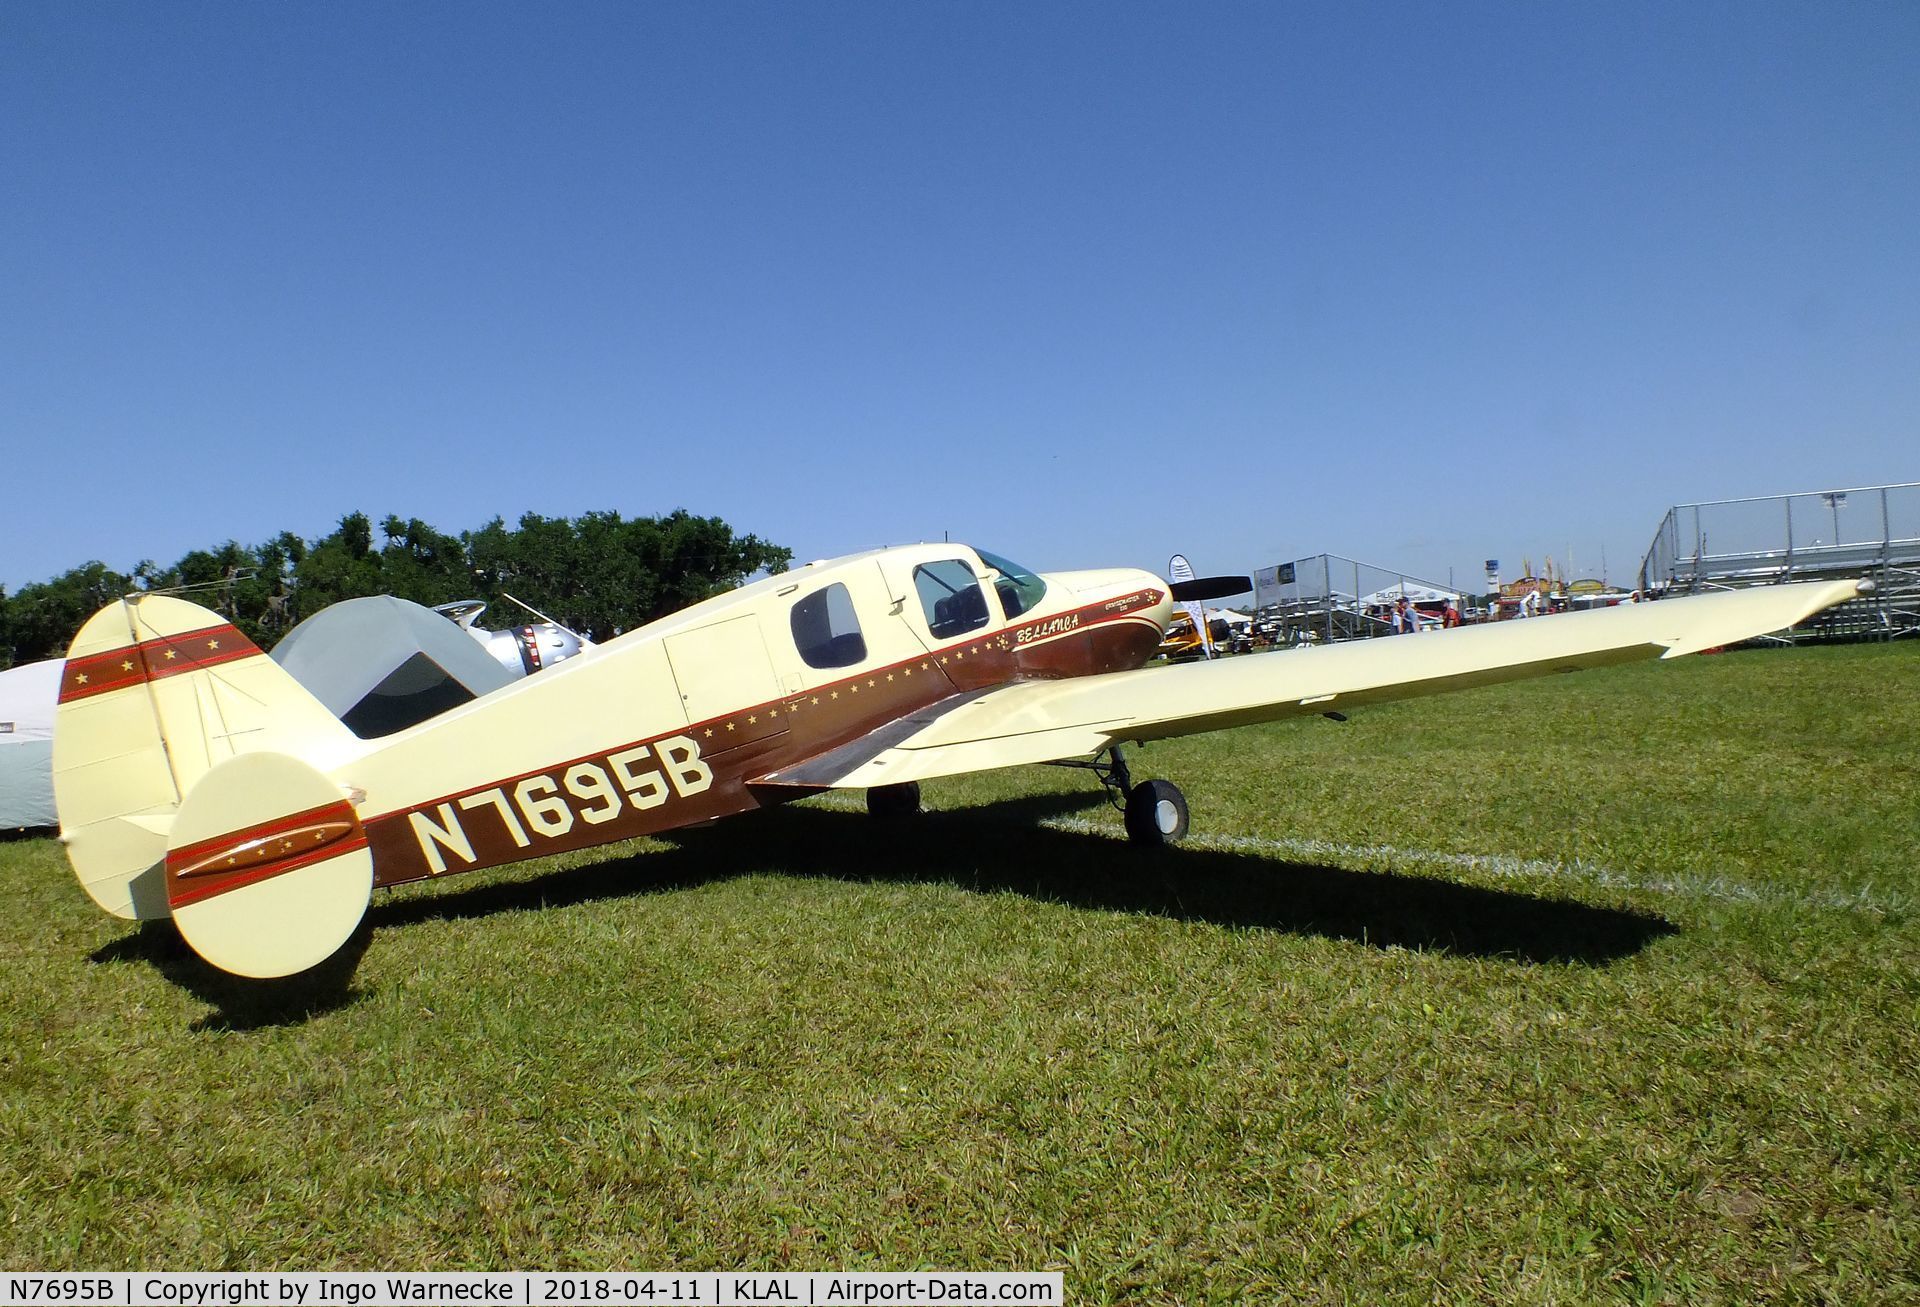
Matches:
[976,549,1048,619]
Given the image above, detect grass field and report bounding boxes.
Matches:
[3,642,1917,1303]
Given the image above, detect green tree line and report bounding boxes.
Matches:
[0,509,791,668]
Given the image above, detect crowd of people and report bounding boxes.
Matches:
[1388,594,1461,634]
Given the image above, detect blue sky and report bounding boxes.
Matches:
[4,2,1916,594]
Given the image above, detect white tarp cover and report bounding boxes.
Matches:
[272,596,515,738]
[0,659,62,828]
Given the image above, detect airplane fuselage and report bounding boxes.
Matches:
[338,546,1172,888]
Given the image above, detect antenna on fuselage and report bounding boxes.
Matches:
[501,592,594,648]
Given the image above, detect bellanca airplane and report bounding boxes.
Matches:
[51,542,1867,979]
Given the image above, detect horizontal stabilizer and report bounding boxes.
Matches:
[165,750,372,978]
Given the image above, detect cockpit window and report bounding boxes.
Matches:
[914,560,991,640]
[976,549,1048,619]
[791,583,867,669]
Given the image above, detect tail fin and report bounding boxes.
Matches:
[53,595,358,920]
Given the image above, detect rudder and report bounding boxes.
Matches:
[53,595,359,921]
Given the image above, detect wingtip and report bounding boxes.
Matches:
[1656,577,1868,659]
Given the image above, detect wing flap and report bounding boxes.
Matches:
[753,690,997,788]
[807,578,1865,788]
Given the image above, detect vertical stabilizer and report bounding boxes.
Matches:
[53,595,359,920]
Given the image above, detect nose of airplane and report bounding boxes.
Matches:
[1135,569,1176,633]
[1047,567,1176,634]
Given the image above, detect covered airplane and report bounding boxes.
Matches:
[50,542,1866,979]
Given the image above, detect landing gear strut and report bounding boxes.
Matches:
[1049,745,1190,846]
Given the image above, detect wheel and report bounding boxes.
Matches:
[867,781,922,819]
[1124,779,1189,846]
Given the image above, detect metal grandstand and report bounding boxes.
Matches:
[1251,554,1456,644]
[1637,481,1920,641]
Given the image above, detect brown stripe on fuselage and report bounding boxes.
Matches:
[360,586,1168,889]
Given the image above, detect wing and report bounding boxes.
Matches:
[758,578,1867,789]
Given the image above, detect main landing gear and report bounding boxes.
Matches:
[1124,777,1190,846]
[866,781,922,819]
[1052,745,1190,847]
[864,747,1190,847]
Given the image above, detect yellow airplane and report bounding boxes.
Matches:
[52,543,1865,978]
[1155,609,1242,660]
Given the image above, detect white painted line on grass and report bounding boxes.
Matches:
[808,793,1903,915]
[1030,815,1907,916]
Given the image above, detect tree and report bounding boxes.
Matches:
[3,507,792,661]
[2,562,138,666]
[460,509,791,640]
[375,515,474,607]
[254,531,306,642]
[292,512,391,620]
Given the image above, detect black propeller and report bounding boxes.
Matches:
[1167,574,1252,602]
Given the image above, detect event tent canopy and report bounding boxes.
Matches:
[1358,583,1459,606]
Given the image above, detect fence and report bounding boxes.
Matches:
[1639,482,1920,591]
[1637,481,1920,640]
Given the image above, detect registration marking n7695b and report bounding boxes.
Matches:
[406,734,714,873]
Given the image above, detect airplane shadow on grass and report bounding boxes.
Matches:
[94,790,1674,1031]
[90,916,375,1033]
[387,791,1674,965]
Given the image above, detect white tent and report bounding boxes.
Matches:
[1358,583,1458,606]
[0,659,62,829]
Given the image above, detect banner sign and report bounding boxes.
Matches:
[1168,554,1213,657]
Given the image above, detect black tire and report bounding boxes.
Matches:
[867,781,922,819]
[1124,779,1189,846]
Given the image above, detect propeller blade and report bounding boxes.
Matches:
[1168,575,1252,602]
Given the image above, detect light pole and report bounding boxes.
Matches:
[1821,491,1847,547]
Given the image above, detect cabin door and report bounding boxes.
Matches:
[663,615,787,745]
